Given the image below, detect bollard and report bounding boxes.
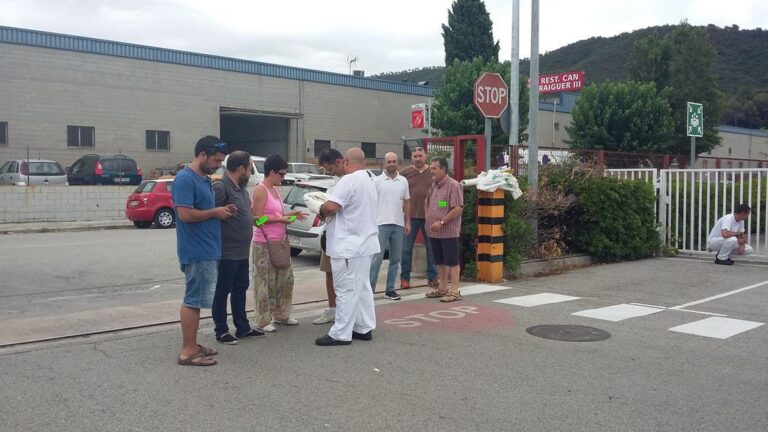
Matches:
[476,189,504,283]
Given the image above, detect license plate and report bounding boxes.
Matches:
[129,200,139,207]
[288,235,300,244]
[115,177,129,183]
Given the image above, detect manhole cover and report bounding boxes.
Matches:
[526,325,610,342]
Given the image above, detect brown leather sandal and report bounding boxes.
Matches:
[440,291,462,302]
[425,289,449,298]
[177,351,217,367]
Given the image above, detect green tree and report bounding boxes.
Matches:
[432,57,529,144]
[629,22,724,155]
[442,0,500,65]
[565,80,674,153]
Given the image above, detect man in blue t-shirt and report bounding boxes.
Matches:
[174,135,236,367]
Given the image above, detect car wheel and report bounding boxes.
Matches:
[290,247,302,257]
[154,208,175,228]
[134,221,152,229]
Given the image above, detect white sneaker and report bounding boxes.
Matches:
[260,324,277,332]
[273,317,299,326]
[312,309,336,325]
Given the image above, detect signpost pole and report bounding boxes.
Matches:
[485,118,492,170]
[690,136,695,168]
[686,102,703,168]
[527,0,540,236]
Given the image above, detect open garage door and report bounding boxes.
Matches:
[220,107,301,159]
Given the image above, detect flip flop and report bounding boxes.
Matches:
[177,351,217,367]
[197,344,217,356]
[439,291,462,302]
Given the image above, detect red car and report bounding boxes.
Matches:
[125,179,175,228]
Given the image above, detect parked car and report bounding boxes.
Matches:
[281,177,388,258]
[282,162,331,186]
[125,179,175,228]
[282,178,336,256]
[67,154,142,185]
[0,159,67,185]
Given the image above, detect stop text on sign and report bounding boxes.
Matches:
[538,70,585,94]
[476,86,508,105]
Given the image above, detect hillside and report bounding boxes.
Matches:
[373,24,768,128]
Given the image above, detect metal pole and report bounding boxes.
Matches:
[510,0,520,148]
[552,97,557,145]
[528,0,540,235]
[26,145,30,187]
[427,100,433,138]
[690,136,696,168]
[485,118,492,171]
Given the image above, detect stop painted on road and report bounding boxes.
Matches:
[377,302,515,332]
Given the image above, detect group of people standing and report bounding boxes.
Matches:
[173,136,464,365]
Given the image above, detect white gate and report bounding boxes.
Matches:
[606,168,768,257]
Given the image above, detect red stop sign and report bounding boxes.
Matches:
[473,73,509,118]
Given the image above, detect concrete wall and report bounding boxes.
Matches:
[0,185,133,223]
[0,43,430,174]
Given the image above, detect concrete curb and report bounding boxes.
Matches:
[0,220,135,235]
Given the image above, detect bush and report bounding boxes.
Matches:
[568,176,660,262]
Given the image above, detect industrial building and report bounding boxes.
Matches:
[0,26,433,173]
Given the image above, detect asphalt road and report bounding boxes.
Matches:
[1,257,767,431]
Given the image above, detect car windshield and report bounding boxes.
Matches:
[291,164,318,174]
[134,181,155,193]
[23,161,64,176]
[283,184,325,207]
[102,158,137,172]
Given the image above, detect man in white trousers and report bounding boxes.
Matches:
[316,148,380,346]
[707,203,754,265]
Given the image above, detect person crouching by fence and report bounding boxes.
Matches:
[251,154,306,332]
[707,204,755,265]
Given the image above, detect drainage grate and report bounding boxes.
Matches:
[526,325,610,342]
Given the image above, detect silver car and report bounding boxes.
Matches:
[282,178,337,256]
[0,159,67,185]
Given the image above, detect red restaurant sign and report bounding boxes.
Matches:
[411,103,426,129]
[538,70,585,94]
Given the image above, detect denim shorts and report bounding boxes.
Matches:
[181,260,218,309]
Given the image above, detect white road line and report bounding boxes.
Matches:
[630,302,668,309]
[669,317,764,339]
[673,309,728,317]
[572,304,664,322]
[494,293,580,307]
[670,280,768,310]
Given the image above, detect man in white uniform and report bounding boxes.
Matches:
[316,148,380,346]
[707,204,754,265]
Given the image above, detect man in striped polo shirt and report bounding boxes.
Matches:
[424,156,464,302]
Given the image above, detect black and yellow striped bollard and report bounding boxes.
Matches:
[476,189,504,283]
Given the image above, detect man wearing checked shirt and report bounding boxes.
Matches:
[424,156,464,302]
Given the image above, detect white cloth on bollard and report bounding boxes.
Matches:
[460,168,523,199]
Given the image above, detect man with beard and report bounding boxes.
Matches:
[370,152,411,300]
[400,147,438,289]
[174,136,237,366]
[211,151,264,345]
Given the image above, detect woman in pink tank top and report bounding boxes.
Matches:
[251,155,306,332]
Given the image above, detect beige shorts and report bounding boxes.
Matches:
[320,250,332,273]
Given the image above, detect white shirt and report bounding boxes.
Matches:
[708,214,744,240]
[373,172,410,226]
[326,170,381,258]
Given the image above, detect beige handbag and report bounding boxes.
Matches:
[258,226,292,269]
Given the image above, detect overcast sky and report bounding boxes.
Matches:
[3,0,766,76]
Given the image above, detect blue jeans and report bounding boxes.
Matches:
[370,224,404,294]
[400,218,437,282]
[212,259,253,337]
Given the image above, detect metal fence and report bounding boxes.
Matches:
[601,167,768,257]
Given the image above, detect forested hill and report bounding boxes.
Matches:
[373,24,768,128]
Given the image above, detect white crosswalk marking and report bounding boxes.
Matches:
[493,293,580,307]
[668,317,765,339]
[572,304,664,322]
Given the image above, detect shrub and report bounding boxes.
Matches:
[568,176,660,262]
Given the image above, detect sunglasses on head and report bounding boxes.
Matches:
[204,142,228,156]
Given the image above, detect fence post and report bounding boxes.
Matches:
[597,150,605,167]
[477,190,505,283]
[657,170,668,255]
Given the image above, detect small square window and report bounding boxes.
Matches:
[554,122,560,131]
[314,140,331,157]
[361,142,376,159]
[0,122,7,145]
[146,130,171,151]
[67,125,95,148]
